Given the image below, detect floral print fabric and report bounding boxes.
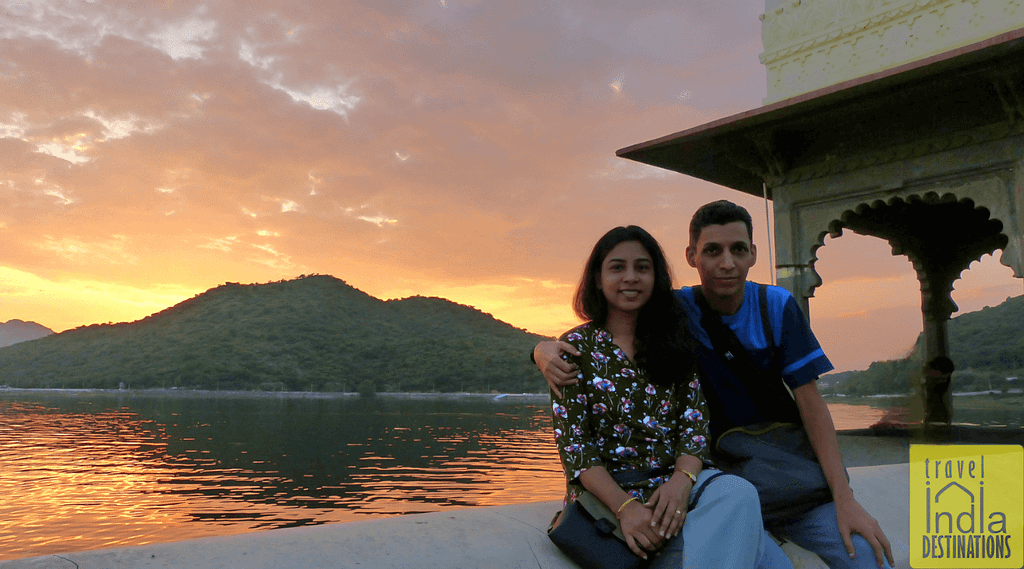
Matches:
[551,322,710,505]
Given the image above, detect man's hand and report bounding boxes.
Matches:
[533,341,581,398]
[617,499,663,559]
[793,381,895,567]
[835,494,894,568]
[645,474,692,539]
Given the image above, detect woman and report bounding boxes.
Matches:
[549,226,786,568]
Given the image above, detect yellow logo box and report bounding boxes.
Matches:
[910,445,1023,568]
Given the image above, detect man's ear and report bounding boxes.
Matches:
[750,243,757,266]
[685,246,697,268]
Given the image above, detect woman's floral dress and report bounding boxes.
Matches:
[551,322,710,507]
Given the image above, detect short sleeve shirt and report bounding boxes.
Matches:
[675,282,834,437]
[550,322,710,505]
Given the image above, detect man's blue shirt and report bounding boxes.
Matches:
[675,281,834,437]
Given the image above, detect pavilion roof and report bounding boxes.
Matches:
[616,28,1024,199]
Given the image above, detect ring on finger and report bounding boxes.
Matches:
[674,510,682,516]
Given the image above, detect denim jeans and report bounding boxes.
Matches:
[773,501,893,569]
[648,469,795,569]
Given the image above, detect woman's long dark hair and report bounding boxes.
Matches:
[573,226,696,387]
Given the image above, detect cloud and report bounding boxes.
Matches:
[250,242,299,270]
[40,185,75,205]
[592,157,671,181]
[37,234,137,265]
[147,17,218,60]
[268,80,360,117]
[0,111,30,138]
[201,237,238,252]
[357,215,397,227]
[0,0,1018,373]
[80,110,163,141]
[35,141,91,164]
[238,41,276,70]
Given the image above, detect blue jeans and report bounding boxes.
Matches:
[649,470,794,569]
[773,501,893,569]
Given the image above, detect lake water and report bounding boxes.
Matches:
[0,389,1015,561]
[0,391,566,561]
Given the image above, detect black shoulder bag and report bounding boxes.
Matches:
[694,284,840,527]
[547,472,727,568]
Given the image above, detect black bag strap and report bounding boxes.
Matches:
[693,283,792,404]
[756,284,780,378]
[688,471,728,510]
[693,284,772,384]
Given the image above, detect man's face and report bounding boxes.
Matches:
[686,221,757,308]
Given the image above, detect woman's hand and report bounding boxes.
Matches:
[646,473,692,538]
[617,499,663,559]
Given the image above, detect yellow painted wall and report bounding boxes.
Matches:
[761,0,1024,104]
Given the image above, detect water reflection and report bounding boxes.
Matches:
[0,393,565,561]
[827,403,885,430]
[1,391,1012,561]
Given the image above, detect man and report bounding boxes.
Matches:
[535,200,894,568]
[921,356,954,425]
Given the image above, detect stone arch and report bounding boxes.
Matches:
[782,189,1011,364]
[806,191,1009,320]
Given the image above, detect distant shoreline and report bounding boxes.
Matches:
[0,387,549,401]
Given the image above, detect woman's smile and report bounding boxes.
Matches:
[600,241,654,315]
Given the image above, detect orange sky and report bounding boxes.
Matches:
[1,0,1020,373]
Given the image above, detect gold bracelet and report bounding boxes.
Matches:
[616,496,639,515]
[678,469,698,483]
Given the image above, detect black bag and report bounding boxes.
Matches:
[714,422,835,526]
[694,284,844,527]
[547,491,648,569]
[547,472,727,568]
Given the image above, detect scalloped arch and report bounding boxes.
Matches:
[802,191,1009,311]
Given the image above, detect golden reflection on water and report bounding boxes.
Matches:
[827,402,886,430]
[0,394,887,561]
[0,395,567,561]
[1,402,198,557]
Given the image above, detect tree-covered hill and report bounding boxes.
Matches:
[823,294,1024,395]
[0,275,550,393]
[946,294,1024,371]
[0,319,52,348]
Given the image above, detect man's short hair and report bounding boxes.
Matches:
[689,200,754,246]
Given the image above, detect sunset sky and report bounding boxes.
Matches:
[1,0,1021,373]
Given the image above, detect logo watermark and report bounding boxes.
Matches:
[910,445,1023,568]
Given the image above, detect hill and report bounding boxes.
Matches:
[825,294,1024,395]
[0,275,549,394]
[0,319,52,348]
